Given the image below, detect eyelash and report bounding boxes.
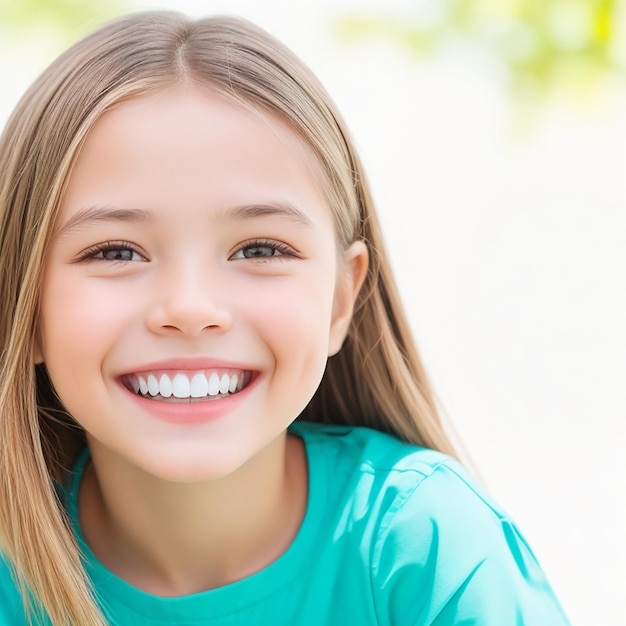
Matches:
[75,239,299,263]
[75,241,145,263]
[230,239,299,261]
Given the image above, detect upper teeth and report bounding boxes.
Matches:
[130,371,247,399]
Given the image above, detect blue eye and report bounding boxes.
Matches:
[99,248,142,261]
[240,245,278,259]
[77,241,146,263]
[231,240,297,261]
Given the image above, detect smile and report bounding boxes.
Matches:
[124,369,252,402]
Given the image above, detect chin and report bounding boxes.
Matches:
[135,452,251,484]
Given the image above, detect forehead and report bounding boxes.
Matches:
[59,84,330,227]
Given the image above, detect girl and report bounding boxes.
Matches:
[0,11,569,626]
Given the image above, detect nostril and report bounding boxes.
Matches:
[146,298,233,336]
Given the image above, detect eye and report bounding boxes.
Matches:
[76,241,147,263]
[230,239,298,261]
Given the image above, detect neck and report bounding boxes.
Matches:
[79,433,307,596]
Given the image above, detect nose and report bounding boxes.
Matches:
[146,263,233,337]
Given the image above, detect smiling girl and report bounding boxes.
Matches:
[0,11,569,626]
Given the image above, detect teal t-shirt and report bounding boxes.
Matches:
[1,422,570,625]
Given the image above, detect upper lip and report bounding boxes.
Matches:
[118,357,258,376]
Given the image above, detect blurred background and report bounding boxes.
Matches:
[1,0,624,623]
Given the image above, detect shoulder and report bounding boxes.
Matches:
[0,553,29,625]
[290,420,453,472]
[290,421,484,512]
[291,422,571,626]
[291,421,507,558]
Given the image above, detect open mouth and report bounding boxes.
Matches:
[123,369,253,403]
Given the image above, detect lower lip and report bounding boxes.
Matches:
[122,376,257,425]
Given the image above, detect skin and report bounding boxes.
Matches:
[36,84,368,595]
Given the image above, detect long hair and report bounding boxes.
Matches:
[0,11,458,624]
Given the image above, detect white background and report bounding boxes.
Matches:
[2,1,624,624]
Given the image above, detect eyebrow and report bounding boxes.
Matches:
[55,206,154,238]
[55,201,313,237]
[220,202,313,227]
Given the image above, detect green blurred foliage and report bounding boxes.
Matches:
[335,0,624,102]
[0,0,127,41]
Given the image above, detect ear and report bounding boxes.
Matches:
[328,240,369,356]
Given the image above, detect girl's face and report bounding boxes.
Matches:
[37,85,366,482]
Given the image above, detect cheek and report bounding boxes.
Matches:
[38,275,135,375]
[251,276,336,382]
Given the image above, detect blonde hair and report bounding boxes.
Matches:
[0,11,457,625]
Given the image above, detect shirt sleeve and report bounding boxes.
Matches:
[370,460,572,626]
